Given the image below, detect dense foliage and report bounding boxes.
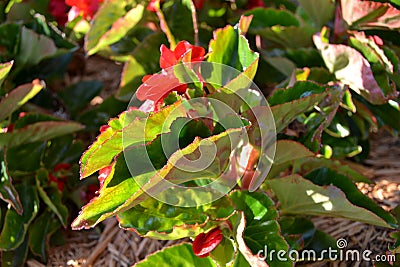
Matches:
[0,0,399,266]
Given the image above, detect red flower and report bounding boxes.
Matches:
[54,163,71,172]
[84,184,99,202]
[48,163,71,191]
[247,0,265,9]
[136,72,187,102]
[193,0,205,10]
[159,41,205,69]
[147,0,158,12]
[192,227,223,258]
[136,41,204,103]
[49,0,69,25]
[66,0,103,20]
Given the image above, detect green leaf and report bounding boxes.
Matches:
[230,191,291,267]
[118,197,234,239]
[0,160,22,214]
[267,174,395,228]
[16,27,67,67]
[0,23,20,62]
[87,4,145,55]
[0,183,39,250]
[133,243,217,267]
[0,121,84,148]
[293,157,372,183]
[269,81,330,132]
[274,140,314,165]
[260,26,315,49]
[278,217,316,251]
[72,154,140,230]
[6,142,46,172]
[245,8,299,29]
[298,0,335,29]
[85,0,130,55]
[57,80,103,117]
[0,80,43,122]
[74,127,246,229]
[0,61,13,88]
[36,170,68,227]
[305,168,397,227]
[117,33,167,101]
[207,18,259,75]
[164,0,196,44]
[1,234,29,267]
[314,34,396,104]
[80,101,185,178]
[28,209,60,261]
[210,237,236,266]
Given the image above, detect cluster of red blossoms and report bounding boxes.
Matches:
[136,41,205,108]
[48,163,71,191]
[48,0,103,25]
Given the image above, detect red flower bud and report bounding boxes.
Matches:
[192,227,223,258]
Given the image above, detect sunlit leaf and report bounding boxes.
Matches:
[0,61,13,88]
[0,80,43,122]
[87,4,145,55]
[267,174,395,228]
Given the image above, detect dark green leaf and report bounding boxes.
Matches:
[28,209,60,261]
[269,81,330,132]
[164,0,196,44]
[57,80,103,117]
[230,191,291,267]
[0,183,39,250]
[36,170,68,227]
[6,142,46,172]
[0,160,22,214]
[1,234,29,267]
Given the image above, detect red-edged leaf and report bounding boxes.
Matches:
[0,80,43,122]
[313,34,395,104]
[341,0,400,30]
